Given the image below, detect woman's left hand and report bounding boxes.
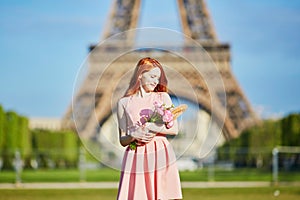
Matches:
[144,122,163,133]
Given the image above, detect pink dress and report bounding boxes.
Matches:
[117,92,182,200]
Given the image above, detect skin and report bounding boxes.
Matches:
[140,67,161,93]
[117,67,179,147]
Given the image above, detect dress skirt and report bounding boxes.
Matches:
[117,135,182,200]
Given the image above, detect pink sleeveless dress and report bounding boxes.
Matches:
[117,92,182,200]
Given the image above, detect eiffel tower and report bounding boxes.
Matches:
[62,0,258,144]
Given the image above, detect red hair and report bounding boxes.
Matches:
[124,57,168,97]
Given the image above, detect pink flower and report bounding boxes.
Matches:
[166,120,174,129]
[145,101,175,129]
[162,110,173,123]
[154,101,164,116]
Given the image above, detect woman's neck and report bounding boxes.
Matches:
[139,86,152,98]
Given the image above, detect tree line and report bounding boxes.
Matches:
[0,105,79,170]
[1,103,299,170]
[218,113,300,170]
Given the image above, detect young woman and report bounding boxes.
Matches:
[117,57,182,200]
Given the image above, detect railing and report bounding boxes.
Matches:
[1,147,299,185]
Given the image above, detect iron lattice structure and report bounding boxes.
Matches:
[62,0,258,140]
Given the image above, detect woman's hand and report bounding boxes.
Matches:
[144,121,178,135]
[129,125,155,143]
[144,122,163,133]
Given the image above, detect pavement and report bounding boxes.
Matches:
[0,181,285,189]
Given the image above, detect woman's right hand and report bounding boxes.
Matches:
[129,125,155,143]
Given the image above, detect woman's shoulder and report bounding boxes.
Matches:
[118,96,131,107]
[157,92,172,102]
[157,92,171,98]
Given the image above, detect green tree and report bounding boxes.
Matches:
[32,129,79,168]
[248,120,281,168]
[3,111,19,169]
[18,116,31,167]
[218,118,282,168]
[0,105,5,154]
[281,113,300,146]
[62,130,78,167]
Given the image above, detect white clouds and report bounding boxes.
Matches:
[253,104,284,120]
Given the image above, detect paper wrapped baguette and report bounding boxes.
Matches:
[171,104,188,119]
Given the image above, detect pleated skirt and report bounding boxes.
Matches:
[117,136,182,200]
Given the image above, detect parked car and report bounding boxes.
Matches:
[176,157,198,171]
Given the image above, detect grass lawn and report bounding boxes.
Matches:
[0,167,299,183]
[0,187,299,200]
[0,168,120,183]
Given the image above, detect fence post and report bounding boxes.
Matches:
[78,147,86,182]
[14,150,23,186]
[272,147,279,185]
[207,150,216,182]
[208,161,215,182]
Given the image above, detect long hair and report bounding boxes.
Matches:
[124,57,168,97]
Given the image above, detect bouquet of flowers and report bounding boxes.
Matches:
[129,102,188,150]
[148,101,175,128]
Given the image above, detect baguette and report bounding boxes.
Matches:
[171,104,188,119]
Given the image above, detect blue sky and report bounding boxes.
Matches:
[0,0,300,119]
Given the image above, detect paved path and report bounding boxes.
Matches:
[0,181,278,189]
[1,181,299,189]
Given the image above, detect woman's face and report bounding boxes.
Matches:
[140,67,161,92]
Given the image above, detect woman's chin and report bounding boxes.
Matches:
[145,88,155,92]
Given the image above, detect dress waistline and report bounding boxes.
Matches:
[155,133,165,137]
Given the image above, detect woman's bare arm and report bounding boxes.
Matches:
[117,98,135,147]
